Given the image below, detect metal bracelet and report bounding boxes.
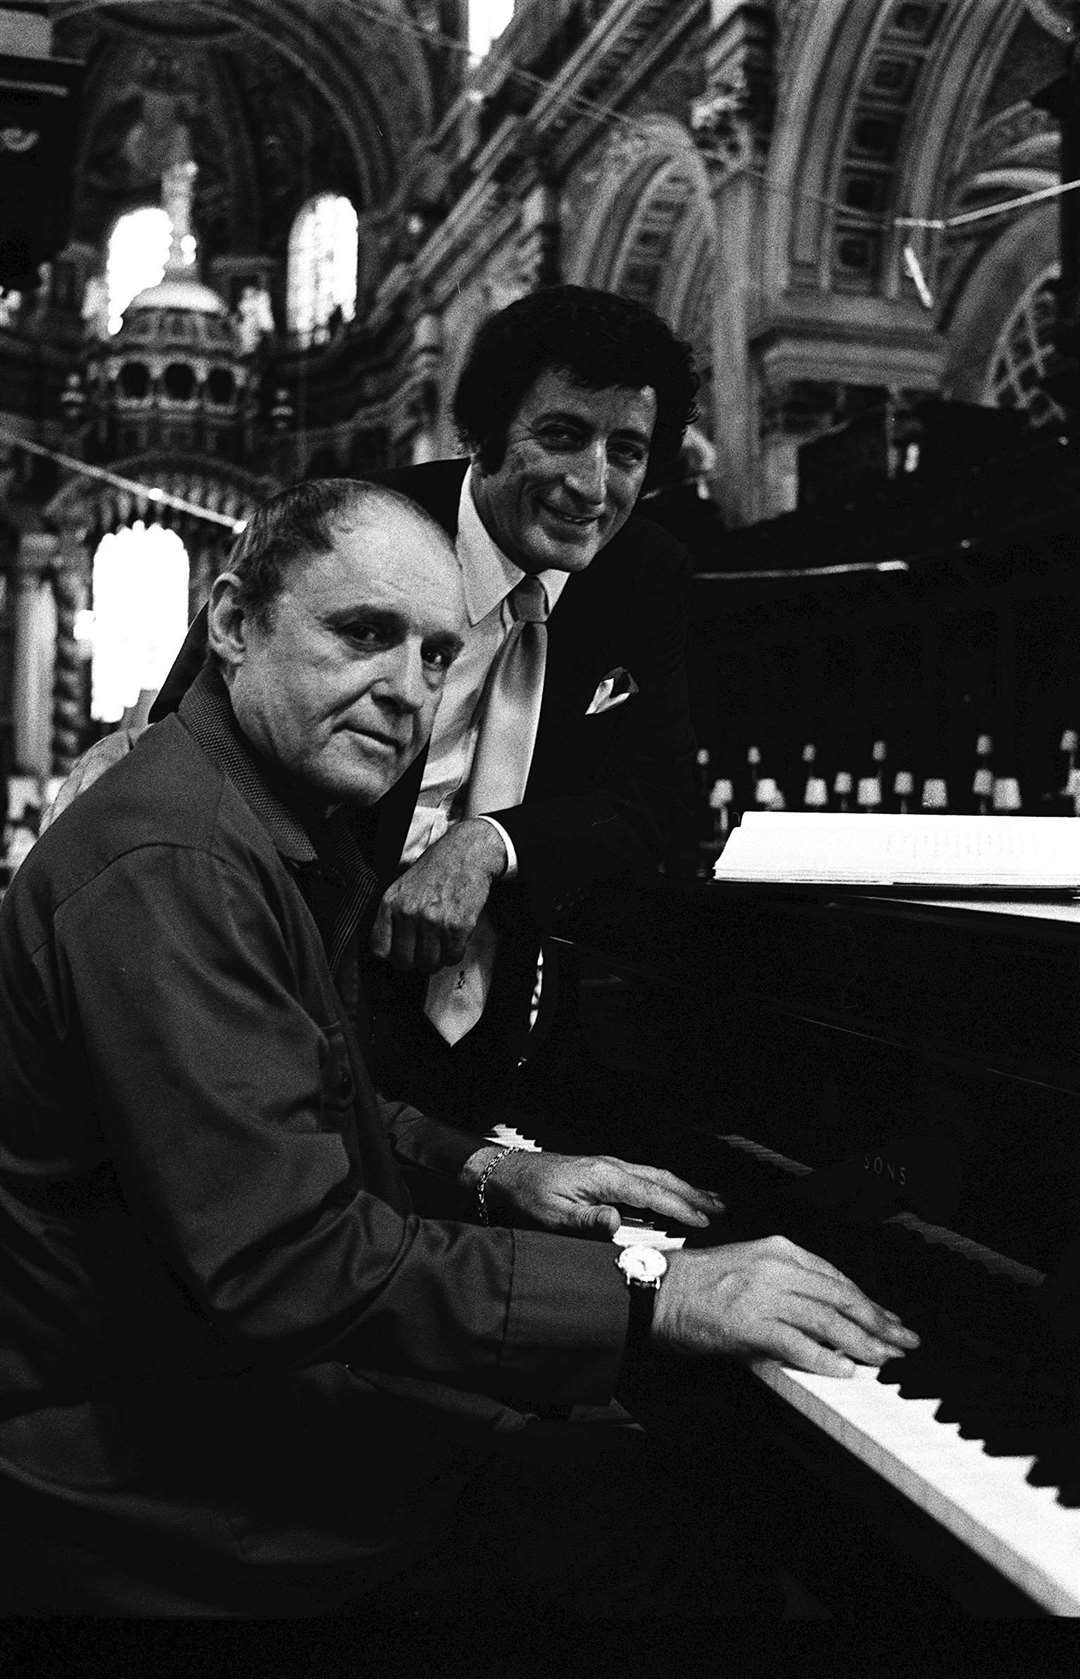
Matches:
[476,1146,518,1226]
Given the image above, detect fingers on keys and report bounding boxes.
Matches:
[618,1165,725,1227]
[779,1244,920,1372]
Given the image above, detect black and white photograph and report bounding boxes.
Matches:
[0,0,1077,1635]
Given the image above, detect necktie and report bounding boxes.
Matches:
[464,576,549,817]
[424,577,550,1045]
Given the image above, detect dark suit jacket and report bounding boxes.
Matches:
[0,665,629,1614]
[374,460,697,920]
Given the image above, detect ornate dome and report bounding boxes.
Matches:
[127,276,228,315]
[117,274,236,353]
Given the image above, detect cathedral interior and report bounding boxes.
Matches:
[4,0,1080,870]
[5,6,1080,1624]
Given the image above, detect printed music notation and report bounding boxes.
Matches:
[711,812,1080,890]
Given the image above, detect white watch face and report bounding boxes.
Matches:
[618,1244,668,1285]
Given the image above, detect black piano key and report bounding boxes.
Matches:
[1051,1464,1080,1507]
[1027,1454,1065,1489]
[876,1356,907,1387]
[708,1132,1079,1507]
[889,1357,954,1400]
[982,1426,1061,1458]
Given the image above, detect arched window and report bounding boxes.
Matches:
[469,1,513,60]
[987,268,1065,431]
[104,207,174,335]
[88,522,190,724]
[286,194,358,347]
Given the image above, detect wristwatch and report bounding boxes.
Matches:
[615,1242,668,1348]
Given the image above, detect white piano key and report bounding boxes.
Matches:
[753,1360,1080,1616]
[484,1124,541,1151]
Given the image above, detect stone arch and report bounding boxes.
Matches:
[567,116,716,433]
[765,0,1020,303]
[41,452,275,770]
[570,118,713,319]
[46,451,276,611]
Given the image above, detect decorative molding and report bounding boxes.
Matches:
[412,0,702,294]
[517,182,560,290]
[753,313,946,395]
[951,101,1057,192]
[1024,0,1076,42]
[44,449,273,546]
[691,1,775,179]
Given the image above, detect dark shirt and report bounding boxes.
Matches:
[0,665,628,1422]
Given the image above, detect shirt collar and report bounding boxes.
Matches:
[458,469,569,625]
[177,661,319,864]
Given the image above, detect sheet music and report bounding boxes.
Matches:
[713,812,1080,889]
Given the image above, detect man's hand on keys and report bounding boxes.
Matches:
[651,1236,920,1377]
[39,728,144,834]
[463,1147,725,1238]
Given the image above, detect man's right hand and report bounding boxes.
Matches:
[371,817,507,973]
[651,1235,919,1378]
[38,728,144,834]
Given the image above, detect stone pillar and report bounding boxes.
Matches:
[49,513,91,776]
[408,311,443,466]
[691,1,776,527]
[11,530,59,777]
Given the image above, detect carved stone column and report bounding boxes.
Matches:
[49,513,91,776]
[518,181,560,292]
[11,530,59,778]
[408,311,443,466]
[691,1,776,527]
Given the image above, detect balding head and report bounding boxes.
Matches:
[220,477,459,630]
[207,479,465,808]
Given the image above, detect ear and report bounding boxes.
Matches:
[206,572,249,673]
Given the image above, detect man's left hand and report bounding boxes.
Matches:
[371,819,508,973]
[468,1148,725,1237]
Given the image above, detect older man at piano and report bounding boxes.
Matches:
[0,479,919,1618]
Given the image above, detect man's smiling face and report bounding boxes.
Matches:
[470,367,657,575]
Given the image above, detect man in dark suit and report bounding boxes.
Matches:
[0,479,918,1616]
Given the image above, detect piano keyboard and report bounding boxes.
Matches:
[715,1131,1080,1615]
[754,1360,1079,1615]
[483,1118,1079,1612]
[614,1127,1078,1615]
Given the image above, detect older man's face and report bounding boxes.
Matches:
[471,368,657,575]
[226,504,465,807]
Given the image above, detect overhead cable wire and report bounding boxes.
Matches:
[52,2,1080,240]
[0,427,247,531]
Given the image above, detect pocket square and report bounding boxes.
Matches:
[585,667,639,717]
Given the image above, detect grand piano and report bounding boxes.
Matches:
[553,880,1080,1617]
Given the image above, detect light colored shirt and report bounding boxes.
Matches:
[401,470,568,870]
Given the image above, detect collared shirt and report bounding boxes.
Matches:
[0,663,629,1418]
[401,471,569,868]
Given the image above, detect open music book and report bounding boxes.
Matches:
[712,812,1080,890]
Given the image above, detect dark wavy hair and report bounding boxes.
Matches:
[452,285,699,488]
[224,478,448,625]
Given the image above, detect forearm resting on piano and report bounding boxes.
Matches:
[651,1236,920,1378]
